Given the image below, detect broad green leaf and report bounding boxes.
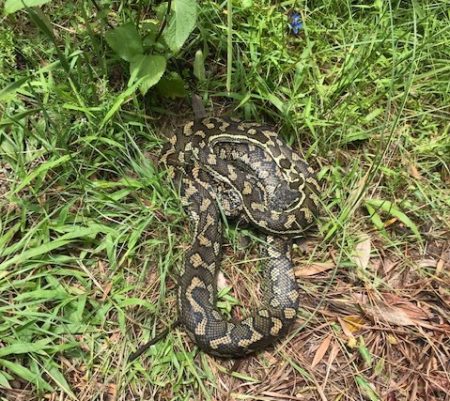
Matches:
[142,21,160,46]
[267,93,287,114]
[46,365,76,399]
[163,0,197,52]
[363,108,383,123]
[0,371,11,388]
[364,203,385,231]
[4,0,52,14]
[0,225,107,271]
[230,370,259,382]
[129,54,167,95]
[15,289,70,301]
[100,79,143,127]
[156,73,187,98]
[358,337,372,367]
[364,199,421,239]
[115,296,156,311]
[342,131,371,144]
[13,155,71,194]
[0,339,53,357]
[0,222,21,249]
[0,77,29,101]
[105,22,143,62]
[0,360,53,391]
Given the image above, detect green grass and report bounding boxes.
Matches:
[1,0,450,400]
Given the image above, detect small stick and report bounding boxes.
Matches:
[128,319,180,362]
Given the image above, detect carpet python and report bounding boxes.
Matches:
[161,116,320,357]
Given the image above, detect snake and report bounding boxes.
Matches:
[161,116,319,357]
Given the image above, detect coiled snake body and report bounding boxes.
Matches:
[161,117,319,357]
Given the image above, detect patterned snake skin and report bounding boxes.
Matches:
[161,117,319,357]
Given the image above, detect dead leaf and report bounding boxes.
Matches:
[217,271,228,290]
[327,342,340,366]
[383,311,411,326]
[357,293,432,327]
[339,315,364,335]
[370,305,422,326]
[436,257,445,275]
[352,234,371,270]
[295,261,335,277]
[311,334,332,368]
[419,258,437,269]
[338,318,355,338]
[101,282,113,301]
[408,163,422,180]
[384,217,398,228]
[382,293,431,321]
[323,342,340,388]
[98,259,107,274]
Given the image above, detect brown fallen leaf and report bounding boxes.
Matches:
[382,293,432,321]
[339,315,364,336]
[327,342,340,367]
[217,271,228,291]
[356,293,434,328]
[295,261,335,277]
[98,259,107,274]
[372,304,418,326]
[109,331,121,344]
[352,234,371,270]
[418,258,437,269]
[436,257,445,275]
[311,334,332,368]
[323,342,340,388]
[408,163,422,180]
[101,282,113,301]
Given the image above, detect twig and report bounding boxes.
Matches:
[128,319,180,362]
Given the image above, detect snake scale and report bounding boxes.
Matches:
[161,116,319,357]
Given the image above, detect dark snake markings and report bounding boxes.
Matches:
[161,117,319,357]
